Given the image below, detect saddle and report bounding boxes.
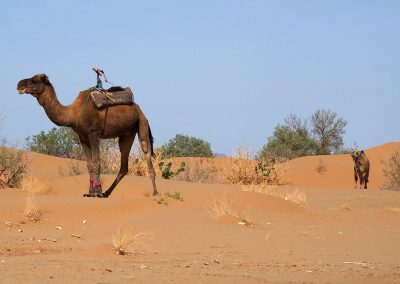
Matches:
[90,86,134,109]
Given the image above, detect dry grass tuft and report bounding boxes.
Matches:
[241,184,307,208]
[112,227,147,255]
[22,176,46,221]
[207,190,237,218]
[24,191,41,221]
[21,175,50,194]
[241,183,278,195]
[340,201,352,212]
[207,191,251,225]
[282,189,307,207]
[381,151,400,191]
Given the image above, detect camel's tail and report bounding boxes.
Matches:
[149,125,154,156]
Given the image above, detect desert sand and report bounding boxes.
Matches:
[1,142,400,283]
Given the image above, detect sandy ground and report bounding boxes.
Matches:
[1,143,400,283]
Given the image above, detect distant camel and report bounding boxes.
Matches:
[351,150,370,189]
[17,73,158,198]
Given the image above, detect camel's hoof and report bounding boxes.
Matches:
[152,192,160,196]
[83,192,106,198]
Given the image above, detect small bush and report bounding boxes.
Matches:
[382,151,400,191]
[161,134,213,158]
[0,140,29,188]
[112,227,147,255]
[175,159,218,183]
[221,146,287,185]
[158,161,186,179]
[220,146,263,185]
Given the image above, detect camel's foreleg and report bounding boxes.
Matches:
[80,136,98,197]
[86,133,103,197]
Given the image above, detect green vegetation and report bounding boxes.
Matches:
[310,109,347,155]
[165,191,184,201]
[26,127,81,159]
[161,134,213,158]
[158,161,186,179]
[258,109,347,160]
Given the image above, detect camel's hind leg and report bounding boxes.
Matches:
[103,135,135,198]
[141,139,158,196]
[353,167,358,189]
[363,169,369,189]
[134,103,158,196]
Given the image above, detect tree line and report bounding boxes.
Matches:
[25,108,349,161]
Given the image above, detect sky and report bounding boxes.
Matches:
[0,0,399,155]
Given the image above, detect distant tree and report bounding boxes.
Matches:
[258,116,318,160]
[161,134,213,158]
[310,109,347,155]
[26,127,81,158]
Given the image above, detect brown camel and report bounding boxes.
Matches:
[351,150,370,189]
[17,73,158,198]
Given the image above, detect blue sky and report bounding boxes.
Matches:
[0,1,399,155]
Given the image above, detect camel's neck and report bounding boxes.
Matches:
[37,85,74,127]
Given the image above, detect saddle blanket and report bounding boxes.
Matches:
[90,87,133,108]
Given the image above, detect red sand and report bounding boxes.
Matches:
[1,142,400,283]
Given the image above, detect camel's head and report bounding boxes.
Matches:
[351,150,364,161]
[17,74,50,97]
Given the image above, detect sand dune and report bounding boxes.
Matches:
[285,142,400,189]
[1,142,400,283]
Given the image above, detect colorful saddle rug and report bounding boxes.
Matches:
[90,87,134,108]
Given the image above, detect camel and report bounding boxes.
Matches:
[17,73,158,198]
[351,150,370,189]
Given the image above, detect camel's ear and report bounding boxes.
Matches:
[360,150,364,154]
[37,73,49,84]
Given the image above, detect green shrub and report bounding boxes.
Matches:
[161,134,213,158]
[26,127,81,158]
[158,161,186,179]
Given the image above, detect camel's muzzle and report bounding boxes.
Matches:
[18,88,27,94]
